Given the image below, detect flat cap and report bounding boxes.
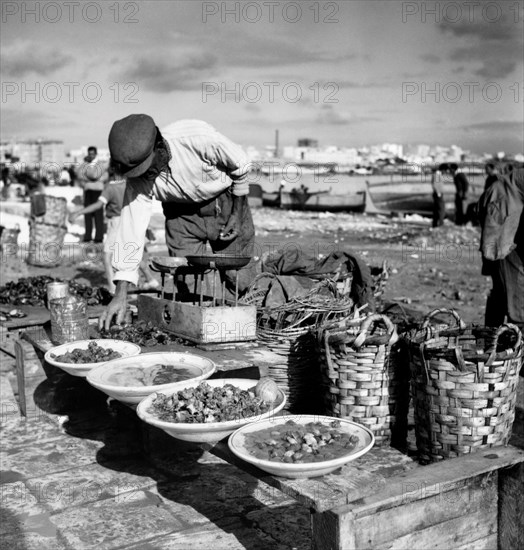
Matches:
[108,114,157,177]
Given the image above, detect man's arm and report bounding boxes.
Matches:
[69,199,103,222]
[207,131,250,241]
[99,180,154,329]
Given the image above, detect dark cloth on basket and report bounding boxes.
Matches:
[261,248,375,311]
[30,193,47,217]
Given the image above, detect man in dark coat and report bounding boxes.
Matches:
[451,164,469,225]
[478,167,524,332]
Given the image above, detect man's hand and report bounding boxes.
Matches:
[98,281,129,330]
[218,194,244,242]
[219,211,241,242]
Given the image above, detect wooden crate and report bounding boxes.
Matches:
[310,446,523,550]
[137,294,256,344]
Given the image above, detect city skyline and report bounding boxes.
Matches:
[1,1,523,155]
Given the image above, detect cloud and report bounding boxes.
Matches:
[0,109,60,136]
[334,79,391,89]
[462,120,524,134]
[244,104,261,113]
[208,28,354,68]
[439,16,523,79]
[1,42,72,77]
[314,105,379,126]
[118,51,218,92]
[420,54,441,63]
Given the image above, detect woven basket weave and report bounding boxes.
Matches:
[26,195,68,267]
[257,279,355,413]
[319,313,402,446]
[26,221,67,267]
[408,308,522,463]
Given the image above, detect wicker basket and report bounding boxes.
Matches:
[257,279,355,413]
[26,220,68,267]
[26,195,68,267]
[319,313,402,446]
[408,310,522,464]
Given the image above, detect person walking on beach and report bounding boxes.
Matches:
[451,164,469,225]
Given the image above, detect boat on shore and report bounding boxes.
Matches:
[261,188,366,213]
[364,178,484,215]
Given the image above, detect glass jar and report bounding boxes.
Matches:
[49,295,89,344]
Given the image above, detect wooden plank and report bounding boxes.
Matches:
[455,534,497,550]
[210,443,415,513]
[346,446,524,518]
[0,326,17,356]
[354,472,497,548]
[454,533,498,550]
[311,509,357,550]
[15,338,47,418]
[0,304,107,330]
[373,508,497,550]
[0,305,51,329]
[498,461,524,550]
[21,324,284,376]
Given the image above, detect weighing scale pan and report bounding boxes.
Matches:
[185,254,252,270]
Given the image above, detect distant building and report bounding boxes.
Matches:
[297,138,319,148]
[1,139,65,166]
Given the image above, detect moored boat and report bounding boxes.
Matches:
[262,189,366,213]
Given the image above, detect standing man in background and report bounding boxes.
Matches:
[431,167,445,228]
[451,163,469,225]
[77,146,108,243]
[478,166,524,333]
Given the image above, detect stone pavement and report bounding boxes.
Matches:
[0,373,312,550]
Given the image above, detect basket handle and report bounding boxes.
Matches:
[353,313,398,348]
[486,323,523,367]
[421,308,466,330]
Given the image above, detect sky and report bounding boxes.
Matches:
[1,0,523,155]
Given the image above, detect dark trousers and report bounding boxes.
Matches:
[84,189,104,242]
[485,248,524,333]
[432,193,445,227]
[163,192,256,295]
[455,194,467,225]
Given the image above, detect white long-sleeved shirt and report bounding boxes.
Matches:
[112,120,250,285]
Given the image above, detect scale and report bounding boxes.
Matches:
[137,254,257,345]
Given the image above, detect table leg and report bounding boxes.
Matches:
[311,508,356,550]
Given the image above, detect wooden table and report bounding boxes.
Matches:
[211,440,523,550]
[14,327,524,550]
[15,324,287,417]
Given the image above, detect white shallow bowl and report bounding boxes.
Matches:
[228,415,374,479]
[86,351,216,405]
[44,339,141,378]
[136,378,286,444]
